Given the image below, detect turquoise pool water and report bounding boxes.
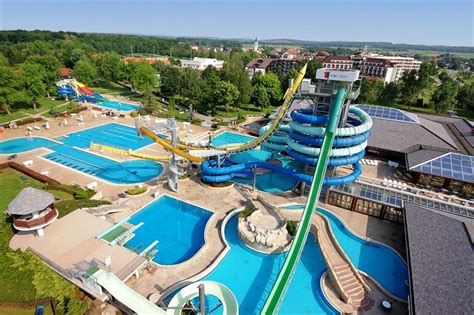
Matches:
[0,123,163,184]
[96,101,141,111]
[319,208,409,300]
[170,214,337,314]
[0,137,57,154]
[124,196,212,265]
[229,149,303,193]
[61,123,153,150]
[211,131,254,147]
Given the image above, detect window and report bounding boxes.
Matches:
[384,206,403,223]
[355,199,382,217]
[328,192,353,210]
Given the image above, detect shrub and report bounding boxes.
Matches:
[44,183,95,199]
[286,220,298,236]
[191,117,202,125]
[238,206,257,219]
[54,199,110,217]
[125,187,147,195]
[138,108,147,116]
[130,111,138,118]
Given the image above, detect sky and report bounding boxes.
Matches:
[0,0,473,46]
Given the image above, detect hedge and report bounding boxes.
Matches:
[125,187,147,195]
[43,182,95,199]
[238,206,257,219]
[54,199,110,217]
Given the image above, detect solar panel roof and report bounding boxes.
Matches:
[410,152,474,184]
[356,104,419,123]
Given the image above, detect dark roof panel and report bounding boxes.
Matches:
[404,203,473,314]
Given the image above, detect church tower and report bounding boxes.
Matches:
[253,37,258,52]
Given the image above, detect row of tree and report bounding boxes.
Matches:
[358,61,474,113]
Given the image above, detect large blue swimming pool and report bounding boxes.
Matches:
[319,208,409,300]
[211,131,254,147]
[0,123,163,184]
[124,195,212,265]
[96,101,141,111]
[172,214,337,314]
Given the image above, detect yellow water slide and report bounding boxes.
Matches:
[139,127,204,162]
[223,63,307,153]
[90,143,171,161]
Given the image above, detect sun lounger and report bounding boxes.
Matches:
[34,126,41,130]
[40,171,49,176]
[86,182,98,189]
[26,126,33,131]
[22,160,33,166]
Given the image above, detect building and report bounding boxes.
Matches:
[6,187,59,236]
[245,57,299,79]
[322,55,354,71]
[180,57,224,71]
[59,67,72,79]
[355,58,397,84]
[322,54,422,83]
[253,37,258,52]
[245,58,277,78]
[403,203,473,314]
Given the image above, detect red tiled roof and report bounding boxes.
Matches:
[323,55,351,62]
[246,58,275,69]
[59,67,72,77]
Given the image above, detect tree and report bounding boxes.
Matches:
[378,82,400,105]
[211,81,240,116]
[160,66,181,95]
[252,85,270,109]
[25,55,60,97]
[220,59,253,103]
[400,70,420,108]
[95,52,123,82]
[305,59,323,79]
[432,71,459,114]
[457,81,474,111]
[73,56,97,85]
[130,62,159,113]
[0,53,9,67]
[178,68,202,100]
[251,72,282,107]
[0,66,15,114]
[201,66,220,87]
[14,63,46,111]
[358,78,384,104]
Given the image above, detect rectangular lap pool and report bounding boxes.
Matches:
[121,195,213,265]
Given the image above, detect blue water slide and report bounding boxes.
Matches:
[286,148,365,166]
[201,160,361,186]
[289,130,370,147]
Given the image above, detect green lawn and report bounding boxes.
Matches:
[0,98,68,124]
[0,168,72,213]
[90,81,134,96]
[214,103,271,118]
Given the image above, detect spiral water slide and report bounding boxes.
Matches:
[201,105,371,185]
[139,64,308,162]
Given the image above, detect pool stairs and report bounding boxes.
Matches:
[313,212,374,312]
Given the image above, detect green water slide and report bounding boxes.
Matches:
[261,88,347,314]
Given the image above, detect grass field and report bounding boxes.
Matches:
[0,98,68,124]
[0,168,73,212]
[0,304,54,315]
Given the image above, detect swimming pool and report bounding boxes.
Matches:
[61,123,154,150]
[0,137,57,154]
[319,208,409,300]
[0,124,163,184]
[170,214,337,314]
[96,101,141,111]
[229,149,304,193]
[211,131,254,147]
[124,195,212,265]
